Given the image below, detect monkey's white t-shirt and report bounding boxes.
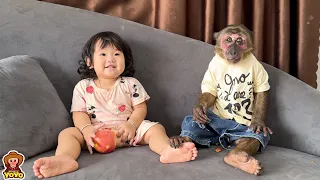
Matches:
[201,53,270,126]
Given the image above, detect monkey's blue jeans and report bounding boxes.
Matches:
[180,110,270,151]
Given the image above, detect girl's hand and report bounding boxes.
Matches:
[81,123,105,154]
[81,126,95,154]
[116,122,136,145]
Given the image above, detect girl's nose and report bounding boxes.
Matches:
[106,55,115,62]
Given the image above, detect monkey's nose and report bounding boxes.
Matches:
[229,51,237,56]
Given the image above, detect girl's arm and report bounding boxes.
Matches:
[72,111,92,132]
[127,101,147,129]
[72,111,97,154]
[116,101,147,144]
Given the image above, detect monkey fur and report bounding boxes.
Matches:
[169,24,273,176]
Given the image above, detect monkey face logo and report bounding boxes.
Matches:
[2,150,25,179]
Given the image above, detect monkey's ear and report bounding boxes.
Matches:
[246,29,253,40]
[239,24,253,40]
[212,32,220,45]
[213,32,220,41]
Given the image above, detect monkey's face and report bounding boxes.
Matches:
[8,158,18,168]
[220,33,248,63]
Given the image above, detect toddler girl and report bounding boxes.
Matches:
[33,31,198,178]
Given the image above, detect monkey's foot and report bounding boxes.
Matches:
[33,155,79,178]
[224,151,263,175]
[160,142,198,163]
[183,136,193,142]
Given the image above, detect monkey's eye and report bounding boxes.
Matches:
[226,37,232,42]
[236,38,243,44]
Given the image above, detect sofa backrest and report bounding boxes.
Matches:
[0,0,319,157]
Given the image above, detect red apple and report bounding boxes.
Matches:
[93,128,116,154]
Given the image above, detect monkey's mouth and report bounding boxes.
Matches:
[225,53,241,62]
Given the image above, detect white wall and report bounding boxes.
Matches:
[317,27,320,90]
[317,43,320,90]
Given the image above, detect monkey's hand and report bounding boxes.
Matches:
[192,92,216,124]
[169,136,186,149]
[250,91,273,137]
[192,103,210,124]
[249,121,273,137]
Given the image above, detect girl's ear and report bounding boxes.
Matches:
[86,57,93,69]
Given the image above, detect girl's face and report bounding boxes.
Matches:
[87,40,125,79]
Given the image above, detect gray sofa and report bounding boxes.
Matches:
[0,0,319,179]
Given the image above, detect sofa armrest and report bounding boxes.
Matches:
[263,63,320,157]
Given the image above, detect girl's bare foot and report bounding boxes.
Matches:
[224,151,263,175]
[160,142,198,163]
[33,154,79,178]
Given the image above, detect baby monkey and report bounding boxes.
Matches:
[170,24,273,176]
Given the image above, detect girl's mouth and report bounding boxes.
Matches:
[105,65,116,68]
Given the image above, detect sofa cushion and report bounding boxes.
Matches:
[1,0,320,157]
[20,146,320,180]
[1,0,320,158]
[0,55,72,161]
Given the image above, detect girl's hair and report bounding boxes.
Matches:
[77,31,135,79]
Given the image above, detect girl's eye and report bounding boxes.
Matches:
[115,53,120,56]
[100,53,106,56]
